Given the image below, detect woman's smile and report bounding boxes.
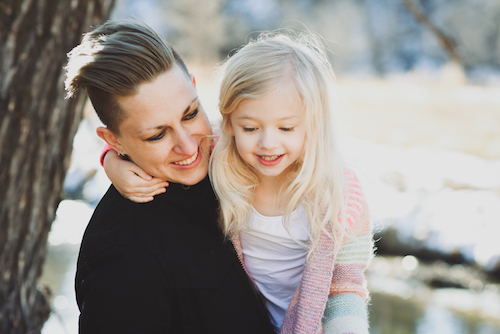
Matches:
[172,146,201,167]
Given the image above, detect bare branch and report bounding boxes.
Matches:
[403,0,465,65]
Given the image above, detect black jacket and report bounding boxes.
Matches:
[75,176,275,333]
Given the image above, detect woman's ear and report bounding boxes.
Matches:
[190,73,196,88]
[96,126,125,155]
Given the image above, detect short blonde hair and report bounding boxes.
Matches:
[65,19,189,133]
[210,32,347,252]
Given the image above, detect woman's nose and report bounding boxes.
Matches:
[172,128,197,155]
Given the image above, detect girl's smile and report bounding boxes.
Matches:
[256,154,284,166]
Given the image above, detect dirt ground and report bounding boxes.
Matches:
[191,64,500,160]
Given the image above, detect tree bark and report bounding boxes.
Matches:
[0,1,114,333]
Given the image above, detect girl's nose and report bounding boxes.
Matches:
[259,129,279,149]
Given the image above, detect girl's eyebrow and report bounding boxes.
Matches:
[235,115,299,121]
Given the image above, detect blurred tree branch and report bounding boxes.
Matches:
[403,0,465,66]
[163,0,228,64]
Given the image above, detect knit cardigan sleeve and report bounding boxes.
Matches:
[99,143,113,166]
[321,170,373,334]
[278,169,372,334]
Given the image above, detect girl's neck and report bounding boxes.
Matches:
[252,175,288,217]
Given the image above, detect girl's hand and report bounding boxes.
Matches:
[103,150,169,203]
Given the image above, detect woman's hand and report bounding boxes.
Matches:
[103,150,169,203]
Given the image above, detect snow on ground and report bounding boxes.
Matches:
[343,135,500,271]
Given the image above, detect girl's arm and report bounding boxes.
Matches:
[102,149,169,203]
[322,173,373,334]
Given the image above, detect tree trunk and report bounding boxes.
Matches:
[0,1,114,333]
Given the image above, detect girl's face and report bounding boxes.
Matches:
[229,83,306,184]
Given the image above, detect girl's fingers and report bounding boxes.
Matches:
[150,187,167,197]
[136,182,168,196]
[128,166,153,181]
[128,195,155,203]
[123,181,168,200]
[132,179,168,190]
[127,186,165,202]
[124,174,166,188]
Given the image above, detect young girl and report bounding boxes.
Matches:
[103,32,373,334]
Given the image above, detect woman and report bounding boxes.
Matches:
[65,19,275,334]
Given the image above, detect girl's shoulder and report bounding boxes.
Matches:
[343,167,364,199]
[342,167,370,233]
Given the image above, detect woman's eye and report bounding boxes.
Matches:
[184,108,199,121]
[147,131,165,141]
[280,127,294,132]
[243,127,256,132]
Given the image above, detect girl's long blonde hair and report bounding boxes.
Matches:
[210,31,348,253]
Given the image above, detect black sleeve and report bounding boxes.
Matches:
[76,245,176,333]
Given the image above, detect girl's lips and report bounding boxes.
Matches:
[256,154,284,166]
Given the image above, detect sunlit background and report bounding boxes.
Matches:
[41,0,500,333]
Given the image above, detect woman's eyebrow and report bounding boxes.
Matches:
[182,97,199,116]
[138,97,199,134]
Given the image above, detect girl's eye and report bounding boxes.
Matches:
[147,131,165,141]
[280,127,294,132]
[184,108,199,121]
[243,127,256,132]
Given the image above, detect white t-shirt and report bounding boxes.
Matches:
[240,204,309,331]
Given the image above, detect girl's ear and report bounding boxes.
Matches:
[96,126,126,155]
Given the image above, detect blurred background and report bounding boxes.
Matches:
[40,0,500,333]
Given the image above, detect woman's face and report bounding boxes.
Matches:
[113,65,212,186]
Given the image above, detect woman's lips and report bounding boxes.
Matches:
[173,149,198,166]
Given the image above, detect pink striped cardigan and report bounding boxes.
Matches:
[232,169,373,334]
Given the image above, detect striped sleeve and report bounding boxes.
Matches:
[322,293,369,334]
[323,169,373,333]
[99,143,113,166]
